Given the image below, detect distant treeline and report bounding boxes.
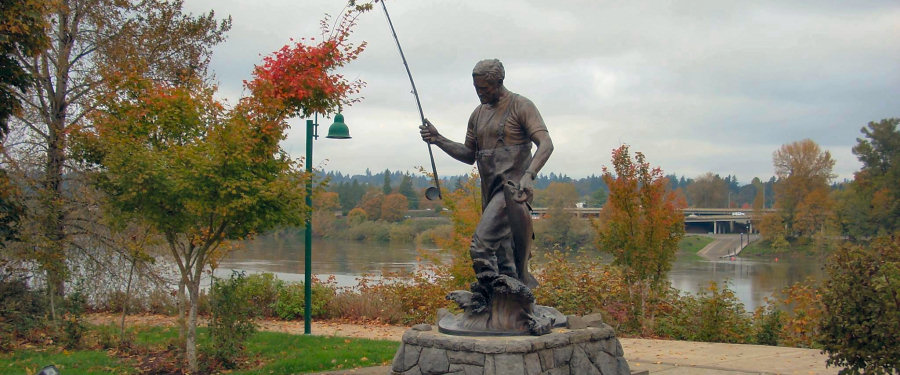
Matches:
[320,169,793,209]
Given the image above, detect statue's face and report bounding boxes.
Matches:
[473,76,501,105]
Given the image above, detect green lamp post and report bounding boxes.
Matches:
[305,114,351,335]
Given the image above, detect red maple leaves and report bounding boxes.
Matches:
[246,13,366,118]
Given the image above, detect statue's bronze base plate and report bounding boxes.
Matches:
[437,304,567,336]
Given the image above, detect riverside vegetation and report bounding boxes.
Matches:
[7,147,899,373]
[1,0,897,370]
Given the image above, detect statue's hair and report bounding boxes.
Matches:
[472,59,505,83]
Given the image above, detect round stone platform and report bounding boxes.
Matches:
[391,323,632,375]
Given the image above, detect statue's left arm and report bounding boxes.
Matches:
[517,131,553,202]
[513,96,553,202]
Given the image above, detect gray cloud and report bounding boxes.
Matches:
[184,0,899,183]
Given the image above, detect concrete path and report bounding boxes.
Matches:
[309,332,839,375]
[697,234,758,259]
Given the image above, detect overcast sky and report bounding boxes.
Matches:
[183,0,899,184]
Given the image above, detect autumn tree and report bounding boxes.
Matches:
[381,193,408,222]
[0,0,48,138]
[312,191,341,237]
[771,139,835,239]
[819,236,900,374]
[534,182,590,249]
[2,0,230,304]
[594,145,685,330]
[358,190,384,221]
[839,118,900,238]
[79,6,368,370]
[792,189,837,239]
[686,172,729,208]
[0,0,48,246]
[80,76,305,371]
[432,169,481,288]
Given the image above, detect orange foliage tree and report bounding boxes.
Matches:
[771,139,835,239]
[433,170,481,288]
[358,191,384,221]
[381,193,408,222]
[79,6,371,370]
[595,145,686,283]
[593,145,685,331]
[312,191,341,237]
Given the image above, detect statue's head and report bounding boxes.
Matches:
[472,59,505,105]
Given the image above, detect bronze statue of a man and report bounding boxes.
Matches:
[420,59,561,335]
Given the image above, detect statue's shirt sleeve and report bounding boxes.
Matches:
[507,95,548,144]
[465,94,548,151]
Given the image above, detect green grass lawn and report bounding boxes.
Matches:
[0,324,399,374]
[235,332,398,374]
[0,349,138,374]
[740,238,825,257]
[678,235,715,261]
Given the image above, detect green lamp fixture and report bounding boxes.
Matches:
[326,113,351,139]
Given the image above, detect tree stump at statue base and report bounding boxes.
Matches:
[391,324,636,375]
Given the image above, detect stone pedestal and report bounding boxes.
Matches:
[391,323,632,375]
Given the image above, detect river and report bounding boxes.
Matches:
[217,232,825,311]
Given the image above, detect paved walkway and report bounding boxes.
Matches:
[697,234,758,259]
[308,329,838,375]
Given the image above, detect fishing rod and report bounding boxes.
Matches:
[380,0,442,200]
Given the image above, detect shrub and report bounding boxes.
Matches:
[388,222,416,242]
[102,290,146,315]
[347,207,367,225]
[343,220,391,241]
[777,278,824,348]
[655,281,752,343]
[752,302,783,346]
[415,224,452,246]
[273,279,336,320]
[819,236,900,374]
[59,289,88,349]
[240,273,283,318]
[329,290,405,323]
[357,267,456,325]
[694,281,752,343]
[532,251,629,326]
[653,291,699,340]
[207,272,257,369]
[0,273,47,351]
[147,289,176,315]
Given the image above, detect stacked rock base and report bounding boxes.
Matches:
[391,323,631,375]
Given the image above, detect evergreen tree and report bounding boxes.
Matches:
[382,168,392,194]
[398,174,419,209]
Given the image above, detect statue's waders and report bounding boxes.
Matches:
[471,94,536,288]
[439,95,563,335]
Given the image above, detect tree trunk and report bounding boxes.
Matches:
[177,278,186,348]
[40,3,75,303]
[186,278,200,373]
[120,258,136,339]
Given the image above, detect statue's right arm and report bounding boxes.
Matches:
[419,119,476,165]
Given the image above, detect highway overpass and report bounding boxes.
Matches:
[528,207,775,234]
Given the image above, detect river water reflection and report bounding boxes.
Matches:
[219,232,825,311]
